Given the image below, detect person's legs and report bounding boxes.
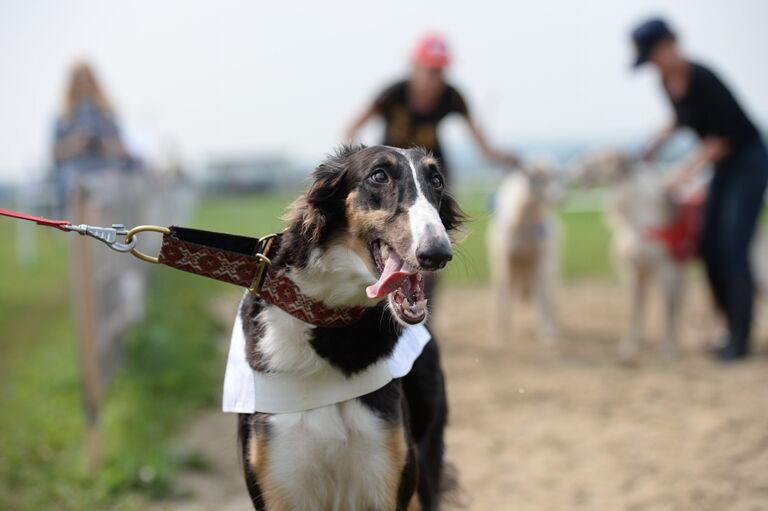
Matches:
[699,175,727,316]
[713,143,768,359]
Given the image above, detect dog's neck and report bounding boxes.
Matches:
[288,241,379,309]
[245,240,397,378]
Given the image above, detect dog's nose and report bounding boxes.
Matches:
[416,243,453,270]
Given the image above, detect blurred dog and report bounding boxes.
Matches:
[487,161,562,343]
[573,151,687,360]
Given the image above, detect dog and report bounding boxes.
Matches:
[487,161,562,343]
[236,145,464,510]
[573,151,693,360]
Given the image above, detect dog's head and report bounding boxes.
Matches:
[521,159,565,205]
[283,145,465,325]
[571,151,633,188]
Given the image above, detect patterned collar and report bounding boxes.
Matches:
[157,226,366,328]
[259,269,367,328]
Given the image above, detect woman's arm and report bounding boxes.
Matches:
[53,131,89,162]
[666,136,730,191]
[465,115,520,167]
[344,105,378,142]
[642,120,678,161]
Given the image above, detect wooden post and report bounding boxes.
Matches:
[69,185,103,472]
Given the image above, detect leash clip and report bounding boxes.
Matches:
[64,223,137,253]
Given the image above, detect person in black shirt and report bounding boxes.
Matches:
[633,18,768,361]
[345,33,519,182]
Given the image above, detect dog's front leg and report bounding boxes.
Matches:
[620,265,649,362]
[490,249,513,345]
[535,259,558,342]
[659,262,685,359]
[494,275,514,345]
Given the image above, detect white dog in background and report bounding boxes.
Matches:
[575,151,768,360]
[573,151,686,360]
[487,161,563,343]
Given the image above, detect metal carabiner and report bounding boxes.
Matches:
[64,223,138,253]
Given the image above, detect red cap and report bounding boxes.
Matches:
[411,33,451,68]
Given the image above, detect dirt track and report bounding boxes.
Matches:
[154,278,768,511]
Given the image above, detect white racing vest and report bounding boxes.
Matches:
[222,305,431,414]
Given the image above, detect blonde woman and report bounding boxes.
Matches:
[52,61,133,204]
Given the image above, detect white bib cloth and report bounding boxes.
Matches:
[222,305,431,414]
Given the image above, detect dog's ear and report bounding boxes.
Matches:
[286,160,349,243]
[439,191,467,234]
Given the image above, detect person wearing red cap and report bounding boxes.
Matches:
[345,33,519,181]
[346,35,517,508]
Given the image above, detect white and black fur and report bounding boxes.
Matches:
[237,145,464,510]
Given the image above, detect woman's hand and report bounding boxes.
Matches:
[665,137,729,196]
[664,171,688,197]
[489,148,521,169]
[643,121,677,162]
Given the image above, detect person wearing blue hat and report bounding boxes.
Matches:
[633,18,767,361]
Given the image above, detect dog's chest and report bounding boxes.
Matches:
[244,303,407,509]
[265,399,404,510]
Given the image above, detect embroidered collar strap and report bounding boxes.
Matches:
[157,226,366,328]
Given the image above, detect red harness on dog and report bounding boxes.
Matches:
[646,191,706,262]
[0,209,366,328]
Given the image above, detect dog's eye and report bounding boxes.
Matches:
[369,169,389,184]
[430,173,444,190]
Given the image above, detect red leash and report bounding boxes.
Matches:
[0,207,137,252]
[0,207,72,231]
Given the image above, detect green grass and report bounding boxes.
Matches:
[0,225,225,510]
[0,189,613,510]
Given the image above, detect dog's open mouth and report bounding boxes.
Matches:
[366,240,427,324]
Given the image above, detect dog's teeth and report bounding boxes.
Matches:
[404,298,427,315]
[381,244,389,260]
[416,273,423,282]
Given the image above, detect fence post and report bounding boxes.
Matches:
[69,185,104,472]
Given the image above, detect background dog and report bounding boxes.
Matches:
[487,161,563,344]
[237,145,464,510]
[573,151,768,360]
[573,151,688,360]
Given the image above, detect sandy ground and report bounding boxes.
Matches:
[151,278,768,511]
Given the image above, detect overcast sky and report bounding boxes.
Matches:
[1,0,767,182]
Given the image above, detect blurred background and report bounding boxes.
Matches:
[1,1,767,510]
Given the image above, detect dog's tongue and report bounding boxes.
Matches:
[366,252,417,299]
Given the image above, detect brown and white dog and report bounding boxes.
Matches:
[487,161,562,343]
[237,145,464,510]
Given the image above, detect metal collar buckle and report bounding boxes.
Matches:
[248,234,277,296]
